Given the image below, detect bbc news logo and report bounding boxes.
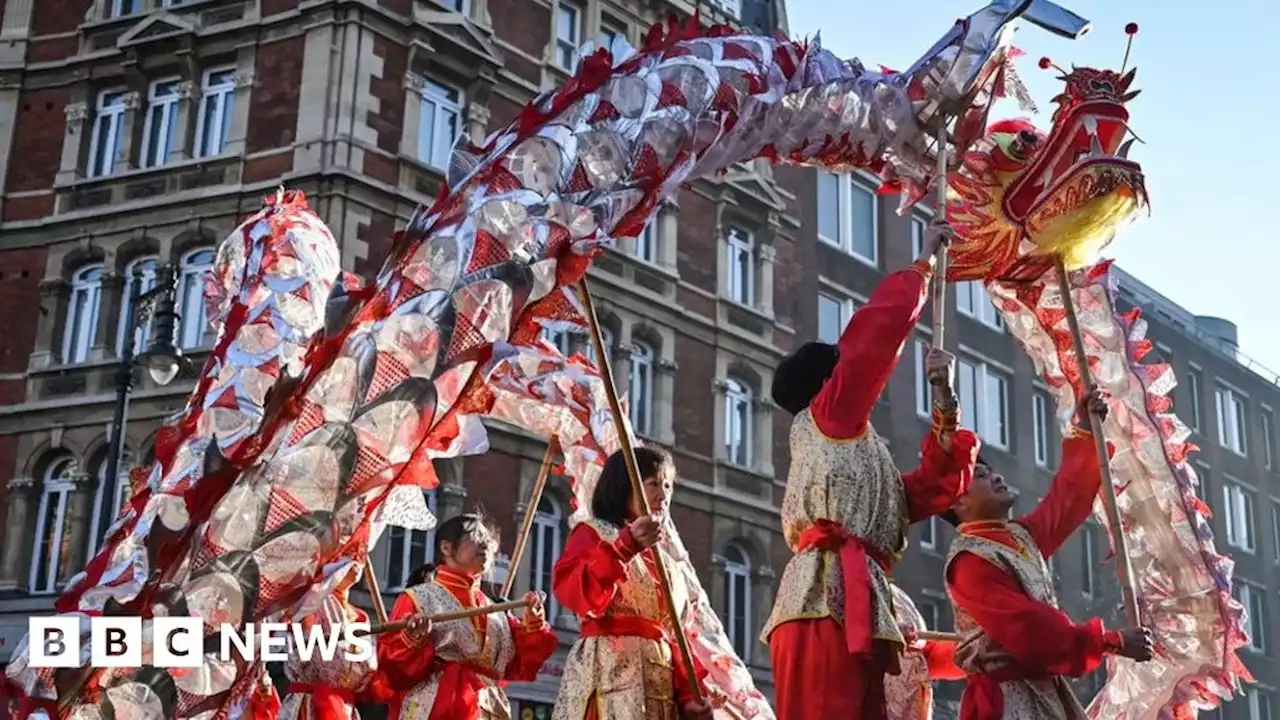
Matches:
[29,617,374,668]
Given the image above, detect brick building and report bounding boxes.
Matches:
[0,0,1274,718]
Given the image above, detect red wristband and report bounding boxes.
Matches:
[1102,629,1124,653]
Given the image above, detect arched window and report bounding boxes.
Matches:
[723,544,752,661]
[629,341,655,436]
[385,489,439,591]
[585,326,615,366]
[89,447,134,557]
[529,496,563,623]
[117,256,159,355]
[31,456,78,594]
[724,376,753,467]
[63,265,105,364]
[541,326,572,356]
[177,248,215,350]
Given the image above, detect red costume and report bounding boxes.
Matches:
[945,434,1125,719]
[550,519,708,720]
[377,566,558,720]
[765,260,980,720]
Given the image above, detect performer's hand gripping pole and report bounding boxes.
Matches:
[576,277,705,707]
[1055,258,1140,626]
[502,438,560,601]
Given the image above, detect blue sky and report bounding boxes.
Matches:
[785,0,1277,375]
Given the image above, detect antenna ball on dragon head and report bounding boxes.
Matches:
[1038,56,1052,70]
[1125,22,1139,36]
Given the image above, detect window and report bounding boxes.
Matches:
[916,598,941,631]
[141,79,181,169]
[541,326,572,356]
[1186,368,1203,431]
[722,544,751,660]
[914,340,933,418]
[956,358,1010,449]
[530,497,563,623]
[724,377,753,467]
[726,228,754,306]
[385,490,439,591]
[1248,688,1273,720]
[599,21,624,49]
[629,341,655,436]
[88,90,127,179]
[585,326,614,366]
[1194,462,1211,503]
[918,516,936,551]
[1235,583,1267,653]
[117,256,159,355]
[1272,504,1280,562]
[1081,525,1095,597]
[710,0,741,18]
[31,457,77,594]
[1263,408,1275,470]
[63,265,105,364]
[1224,483,1256,552]
[196,68,236,158]
[418,79,463,170]
[442,0,470,12]
[635,220,656,263]
[911,215,928,259]
[817,292,853,345]
[177,248,215,349]
[816,171,877,264]
[107,0,142,18]
[1216,386,1248,456]
[555,3,581,70]
[89,448,134,557]
[1033,393,1050,468]
[957,282,1005,331]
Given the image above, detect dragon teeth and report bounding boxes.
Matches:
[1082,115,1099,136]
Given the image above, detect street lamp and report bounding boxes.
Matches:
[103,263,188,496]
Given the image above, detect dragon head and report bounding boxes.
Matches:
[946,33,1148,283]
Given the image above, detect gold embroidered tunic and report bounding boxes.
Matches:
[280,593,377,720]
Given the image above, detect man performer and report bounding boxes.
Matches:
[763,220,981,720]
[942,388,1154,718]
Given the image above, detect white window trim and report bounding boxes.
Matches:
[629,341,655,436]
[1262,405,1275,471]
[1216,386,1249,458]
[956,355,1011,450]
[635,218,657,264]
[914,340,933,419]
[177,247,215,349]
[1247,686,1273,720]
[1224,481,1257,554]
[531,496,564,623]
[1272,503,1280,563]
[916,597,941,632]
[725,227,755,307]
[116,256,159,355]
[585,326,614,366]
[957,281,1005,332]
[910,214,928,259]
[195,66,237,159]
[1032,393,1050,468]
[541,326,573,356]
[554,2,582,71]
[108,0,143,19]
[417,79,464,171]
[724,377,754,468]
[1081,524,1096,598]
[918,515,937,551]
[817,171,879,266]
[62,265,105,365]
[1237,582,1267,653]
[385,490,440,592]
[88,450,133,558]
[140,77,181,170]
[30,459,77,595]
[817,289,855,345]
[87,89,128,179]
[723,545,752,662]
[1186,365,1203,431]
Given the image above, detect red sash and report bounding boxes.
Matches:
[579,615,669,643]
[795,519,892,656]
[961,665,1050,719]
[287,683,355,720]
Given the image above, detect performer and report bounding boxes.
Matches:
[280,569,385,720]
[551,446,715,720]
[376,513,559,720]
[942,388,1154,719]
[885,584,967,720]
[764,221,981,720]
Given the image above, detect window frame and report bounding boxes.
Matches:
[87,89,128,179]
[116,256,159,356]
[89,448,134,558]
[1263,406,1275,471]
[195,66,237,159]
[1272,502,1280,563]
[1224,481,1257,553]
[1186,367,1203,431]
[1032,392,1050,468]
[816,171,879,266]
[956,356,1011,450]
[384,489,440,592]
[629,341,655,436]
[918,515,937,551]
[817,291,854,345]
[634,218,656,263]
[914,340,933,419]
[1081,523,1096,598]
[725,227,755,307]
[62,264,106,365]
[417,78,464,171]
[30,457,77,595]
[1235,582,1267,654]
[140,77,182,170]
[530,496,564,623]
[554,2,582,71]
[957,281,1005,331]
[177,247,216,350]
[724,376,754,468]
[722,544,752,662]
[107,0,143,19]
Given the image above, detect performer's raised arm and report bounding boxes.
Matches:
[1017,388,1111,556]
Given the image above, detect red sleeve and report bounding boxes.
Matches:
[671,640,710,709]
[946,552,1105,677]
[922,640,966,681]
[903,428,980,523]
[552,524,642,618]
[375,591,437,691]
[1017,435,1107,557]
[502,616,560,681]
[810,262,932,439]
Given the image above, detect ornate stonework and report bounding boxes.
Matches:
[64,102,88,124]
[233,72,255,89]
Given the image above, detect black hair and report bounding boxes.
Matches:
[941,454,993,527]
[592,446,675,527]
[418,513,498,576]
[771,342,840,415]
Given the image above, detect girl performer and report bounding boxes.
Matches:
[377,513,559,720]
[551,447,715,720]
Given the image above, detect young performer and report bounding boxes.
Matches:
[942,388,1154,719]
[764,221,981,720]
[551,447,714,720]
[376,514,559,720]
[280,570,383,720]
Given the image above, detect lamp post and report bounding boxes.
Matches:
[102,263,186,498]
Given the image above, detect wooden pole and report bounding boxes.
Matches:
[501,439,559,600]
[917,630,961,643]
[363,558,389,623]
[1055,258,1141,626]
[931,117,951,345]
[364,599,532,635]
[575,277,704,705]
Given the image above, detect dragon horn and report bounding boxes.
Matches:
[1119,68,1137,92]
